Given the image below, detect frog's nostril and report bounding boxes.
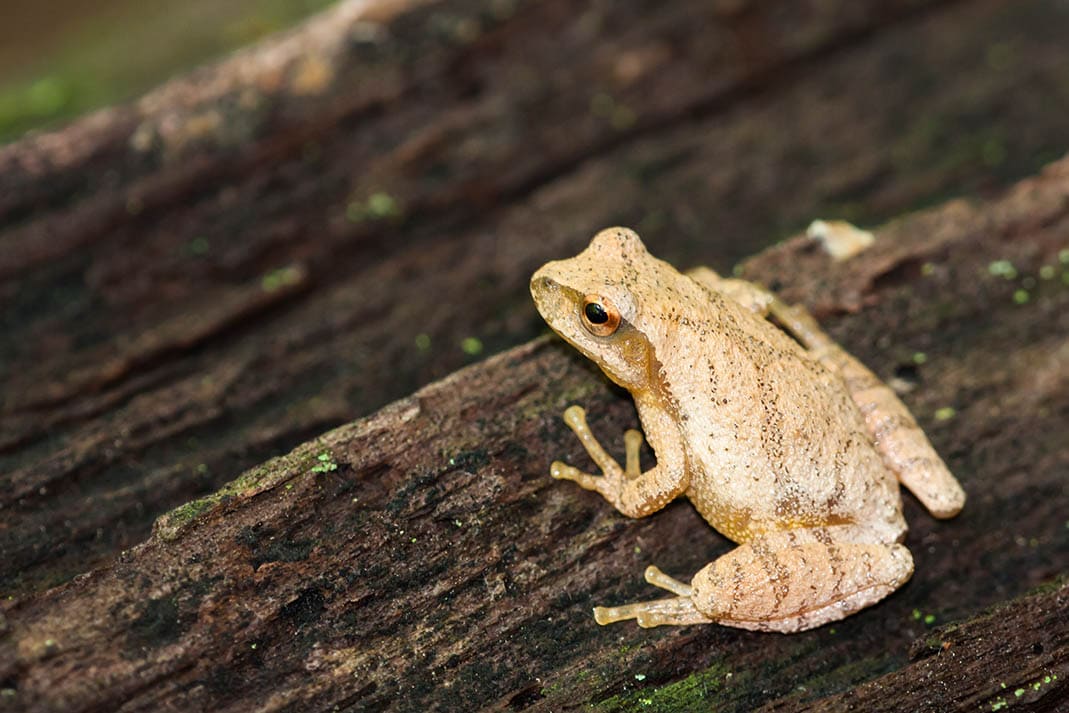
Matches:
[530,275,557,294]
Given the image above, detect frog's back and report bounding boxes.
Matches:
[656,293,904,543]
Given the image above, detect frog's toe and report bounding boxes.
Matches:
[624,429,644,476]
[550,461,601,490]
[644,565,692,596]
[562,404,587,427]
[549,460,572,479]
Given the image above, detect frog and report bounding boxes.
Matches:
[530,227,965,632]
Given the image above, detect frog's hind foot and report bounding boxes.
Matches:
[593,565,713,627]
[594,596,714,628]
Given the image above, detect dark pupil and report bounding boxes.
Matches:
[585,303,609,324]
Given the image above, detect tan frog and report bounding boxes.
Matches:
[530,228,965,632]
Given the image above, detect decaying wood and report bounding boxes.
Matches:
[5,168,1069,710]
[2,0,1069,710]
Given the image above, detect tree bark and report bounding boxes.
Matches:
[2,0,1069,711]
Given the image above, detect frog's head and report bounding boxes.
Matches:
[530,227,656,390]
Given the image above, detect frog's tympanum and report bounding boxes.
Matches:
[530,228,965,632]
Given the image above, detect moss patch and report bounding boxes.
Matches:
[153,447,317,541]
[593,662,734,712]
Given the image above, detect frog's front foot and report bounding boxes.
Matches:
[550,404,643,496]
[593,566,715,627]
[549,460,605,491]
[551,404,685,518]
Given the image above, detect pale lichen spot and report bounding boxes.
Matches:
[987,259,1018,280]
[806,220,875,261]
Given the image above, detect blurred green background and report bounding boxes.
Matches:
[0,0,337,144]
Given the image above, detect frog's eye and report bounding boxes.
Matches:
[581,295,621,337]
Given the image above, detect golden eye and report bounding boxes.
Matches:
[581,295,621,336]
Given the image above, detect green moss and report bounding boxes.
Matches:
[161,498,214,534]
[934,407,956,421]
[593,663,732,712]
[988,259,1018,279]
[461,337,484,356]
[260,265,303,292]
[911,608,938,625]
[154,449,310,541]
[346,191,403,222]
[367,192,399,218]
[988,673,1059,710]
[310,451,338,474]
[1024,572,1068,596]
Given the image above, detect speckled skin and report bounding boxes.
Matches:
[530,228,965,632]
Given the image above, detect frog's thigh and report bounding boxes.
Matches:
[689,528,914,632]
[768,300,965,518]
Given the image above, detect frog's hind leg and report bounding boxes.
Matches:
[684,269,965,518]
[596,527,914,631]
[689,527,914,632]
[767,299,965,519]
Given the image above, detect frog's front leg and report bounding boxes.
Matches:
[551,405,687,518]
[595,525,914,632]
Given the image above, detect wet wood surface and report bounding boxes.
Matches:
[2,0,1068,710]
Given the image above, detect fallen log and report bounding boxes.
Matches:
[3,0,1069,710]
[5,154,1069,710]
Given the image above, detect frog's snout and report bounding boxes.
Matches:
[530,273,554,294]
[529,271,561,312]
